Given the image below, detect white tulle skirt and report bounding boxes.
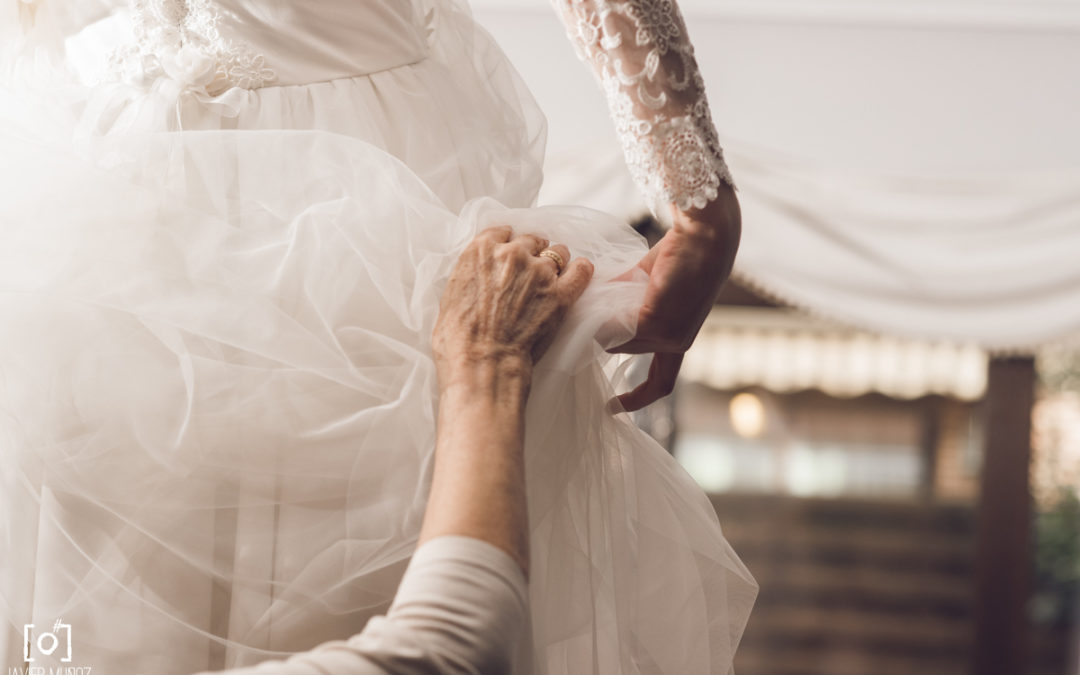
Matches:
[0,4,756,674]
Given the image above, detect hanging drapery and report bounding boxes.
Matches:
[538,141,1080,353]
[726,143,1080,352]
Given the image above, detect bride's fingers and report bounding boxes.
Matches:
[606,337,664,355]
[606,313,674,354]
[607,310,701,354]
[609,334,694,354]
[614,352,684,412]
[610,244,659,283]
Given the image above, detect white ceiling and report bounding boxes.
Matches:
[473,0,1080,30]
[473,0,1080,194]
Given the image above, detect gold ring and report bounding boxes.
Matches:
[538,249,566,274]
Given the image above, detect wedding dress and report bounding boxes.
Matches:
[0,1,757,673]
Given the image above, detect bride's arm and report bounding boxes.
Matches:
[552,0,733,216]
[552,0,741,411]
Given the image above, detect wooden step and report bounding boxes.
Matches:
[712,494,975,537]
[749,566,972,617]
[740,605,973,654]
[726,525,973,565]
[733,648,967,675]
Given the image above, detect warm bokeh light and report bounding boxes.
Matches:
[729,392,766,438]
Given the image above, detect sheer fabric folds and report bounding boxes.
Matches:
[0,1,756,673]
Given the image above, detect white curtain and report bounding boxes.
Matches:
[537,140,1080,353]
[726,142,1080,352]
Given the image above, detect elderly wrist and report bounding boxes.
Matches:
[437,350,532,402]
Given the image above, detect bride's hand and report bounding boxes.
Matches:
[433,226,594,391]
[610,186,742,412]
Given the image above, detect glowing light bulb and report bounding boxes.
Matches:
[729,392,766,438]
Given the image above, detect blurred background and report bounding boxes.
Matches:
[475,1,1080,673]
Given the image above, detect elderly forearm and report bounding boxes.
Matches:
[195,537,528,675]
[420,355,532,577]
[203,355,534,675]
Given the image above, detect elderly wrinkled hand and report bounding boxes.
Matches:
[433,226,594,391]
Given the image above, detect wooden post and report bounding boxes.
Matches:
[919,396,941,500]
[972,356,1036,675]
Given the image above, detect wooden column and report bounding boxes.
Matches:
[972,356,1036,675]
[918,396,941,500]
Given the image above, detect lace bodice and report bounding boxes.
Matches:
[109,0,276,95]
[552,0,733,215]
[104,1,429,92]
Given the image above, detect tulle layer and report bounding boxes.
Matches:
[0,126,755,675]
[1,2,755,672]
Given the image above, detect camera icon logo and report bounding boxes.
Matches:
[23,619,72,663]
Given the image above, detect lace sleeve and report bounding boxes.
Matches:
[552,0,732,216]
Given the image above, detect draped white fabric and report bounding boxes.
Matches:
[727,145,1080,352]
[534,141,1080,352]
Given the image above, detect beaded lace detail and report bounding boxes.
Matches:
[109,0,275,96]
[554,0,732,214]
